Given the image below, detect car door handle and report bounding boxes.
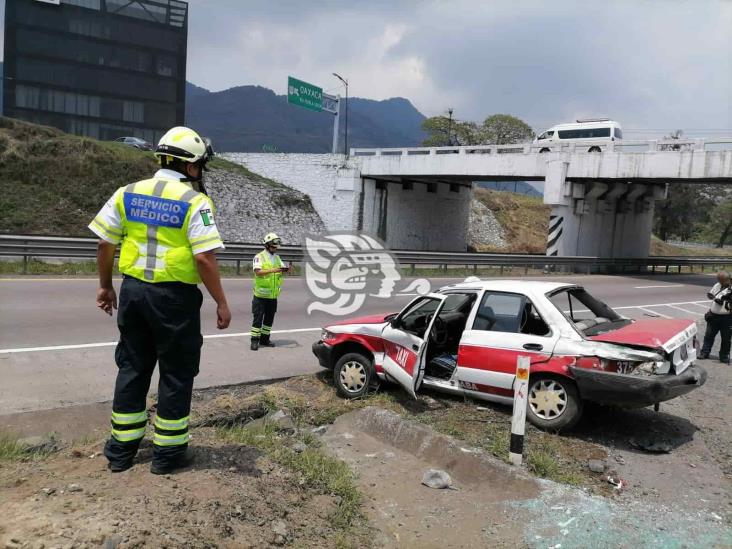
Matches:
[523,343,543,351]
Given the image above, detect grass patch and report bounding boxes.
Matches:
[0,431,27,461]
[414,400,591,487]
[220,422,364,531]
[0,431,56,462]
[473,188,550,254]
[650,236,732,257]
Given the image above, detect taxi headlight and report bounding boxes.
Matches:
[321,329,336,342]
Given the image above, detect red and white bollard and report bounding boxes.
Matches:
[509,356,530,466]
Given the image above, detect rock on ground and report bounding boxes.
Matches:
[206,169,326,245]
[468,198,507,249]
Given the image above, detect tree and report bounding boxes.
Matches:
[653,131,716,241]
[421,116,483,146]
[479,114,535,145]
[422,113,534,146]
[698,199,732,248]
[421,116,452,146]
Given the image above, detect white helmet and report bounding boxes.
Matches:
[263,232,282,246]
[155,126,213,165]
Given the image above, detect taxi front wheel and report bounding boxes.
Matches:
[526,374,582,431]
[334,353,375,399]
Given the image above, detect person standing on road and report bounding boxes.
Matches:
[90,126,232,474]
[700,271,731,364]
[250,233,290,350]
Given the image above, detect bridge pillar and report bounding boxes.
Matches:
[544,159,662,260]
[359,178,472,251]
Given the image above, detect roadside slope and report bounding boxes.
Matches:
[0,118,325,241]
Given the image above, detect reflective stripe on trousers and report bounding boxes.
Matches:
[153,414,190,447]
[110,410,148,443]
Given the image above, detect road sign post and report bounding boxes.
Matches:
[509,355,530,466]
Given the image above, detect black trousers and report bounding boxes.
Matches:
[251,296,278,343]
[701,313,731,360]
[104,276,203,469]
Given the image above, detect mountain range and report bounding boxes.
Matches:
[185,82,427,153]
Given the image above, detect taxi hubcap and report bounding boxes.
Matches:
[340,361,367,393]
[529,379,567,419]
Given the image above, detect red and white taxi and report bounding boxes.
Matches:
[312,279,707,430]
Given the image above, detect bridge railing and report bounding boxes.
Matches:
[351,137,732,157]
[2,234,730,275]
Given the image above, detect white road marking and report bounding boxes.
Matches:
[638,307,672,319]
[0,299,713,355]
[633,284,684,289]
[0,327,321,354]
[665,304,703,316]
[567,300,708,315]
[687,302,710,311]
[615,300,708,310]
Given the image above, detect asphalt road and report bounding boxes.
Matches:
[0,273,717,415]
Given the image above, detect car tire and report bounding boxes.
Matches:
[333,352,374,399]
[588,146,601,153]
[526,374,582,431]
[539,148,551,153]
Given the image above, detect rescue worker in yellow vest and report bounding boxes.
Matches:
[251,233,289,350]
[89,126,232,474]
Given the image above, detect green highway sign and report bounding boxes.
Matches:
[287,76,323,112]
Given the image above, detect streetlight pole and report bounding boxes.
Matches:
[333,73,348,156]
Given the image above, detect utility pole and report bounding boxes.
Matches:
[333,73,348,155]
[447,108,454,146]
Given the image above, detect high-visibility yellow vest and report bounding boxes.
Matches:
[253,250,283,298]
[114,177,209,284]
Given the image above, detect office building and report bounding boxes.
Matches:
[2,0,188,143]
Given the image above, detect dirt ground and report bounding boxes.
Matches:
[1,348,731,548]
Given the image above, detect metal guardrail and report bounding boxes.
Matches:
[1,234,731,275]
[351,137,732,157]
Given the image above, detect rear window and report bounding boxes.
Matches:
[557,127,611,139]
[548,288,630,335]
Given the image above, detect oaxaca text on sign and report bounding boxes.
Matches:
[287,76,323,112]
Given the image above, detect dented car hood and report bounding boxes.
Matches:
[588,319,696,353]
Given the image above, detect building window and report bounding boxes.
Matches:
[122,100,144,123]
[64,0,102,9]
[402,181,413,190]
[427,183,437,193]
[450,184,460,193]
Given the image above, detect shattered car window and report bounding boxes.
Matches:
[548,288,632,336]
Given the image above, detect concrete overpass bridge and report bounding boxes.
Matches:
[224,137,732,256]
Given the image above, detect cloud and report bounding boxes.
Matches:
[183,0,730,137]
[1,0,729,138]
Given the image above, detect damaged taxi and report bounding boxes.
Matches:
[312,280,707,430]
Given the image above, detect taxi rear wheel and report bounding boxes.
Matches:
[334,353,374,399]
[526,374,582,431]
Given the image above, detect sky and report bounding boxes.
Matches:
[1,0,731,138]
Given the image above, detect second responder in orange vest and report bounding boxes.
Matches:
[89,126,231,474]
[251,233,289,350]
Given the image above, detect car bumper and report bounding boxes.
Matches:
[312,340,333,369]
[569,365,707,407]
